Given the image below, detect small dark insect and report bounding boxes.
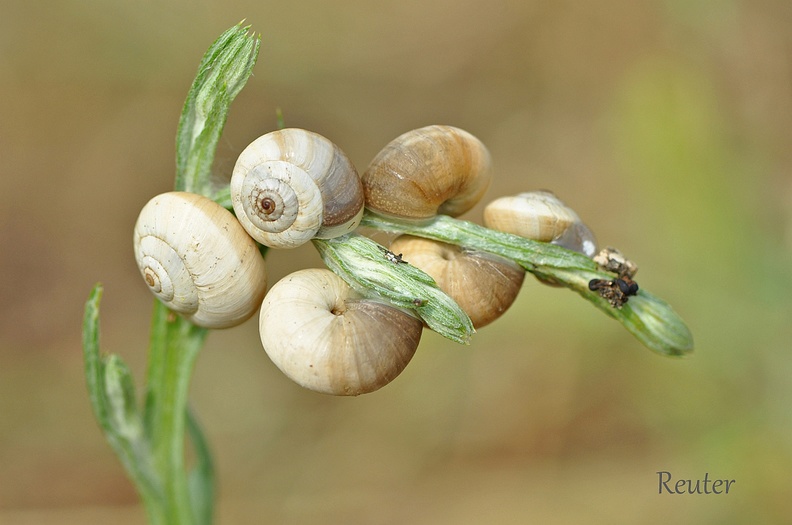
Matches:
[615,276,639,296]
[588,276,639,309]
[380,246,408,264]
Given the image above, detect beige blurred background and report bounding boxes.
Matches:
[2,0,791,523]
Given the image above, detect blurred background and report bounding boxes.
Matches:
[2,0,791,523]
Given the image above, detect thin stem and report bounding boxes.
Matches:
[361,211,693,356]
[361,211,598,272]
[145,301,208,524]
[84,24,261,525]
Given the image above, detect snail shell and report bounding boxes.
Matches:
[133,192,267,328]
[362,125,492,219]
[389,235,525,328]
[259,268,422,396]
[483,191,597,257]
[231,128,365,248]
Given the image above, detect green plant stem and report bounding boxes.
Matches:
[144,301,208,524]
[84,24,260,525]
[362,211,597,272]
[360,210,693,356]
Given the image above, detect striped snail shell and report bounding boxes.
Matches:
[231,128,365,248]
[483,190,597,257]
[389,235,525,328]
[362,125,492,219]
[133,192,267,328]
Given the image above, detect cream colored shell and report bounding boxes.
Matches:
[259,268,422,396]
[231,128,365,249]
[133,192,267,328]
[389,236,525,328]
[483,191,597,257]
[362,125,492,219]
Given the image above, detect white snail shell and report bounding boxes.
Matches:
[133,192,267,328]
[389,235,525,328]
[483,191,597,257]
[259,268,422,396]
[231,128,365,248]
[362,125,492,219]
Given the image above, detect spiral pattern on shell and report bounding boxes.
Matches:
[231,128,365,248]
[259,268,422,396]
[362,125,492,219]
[133,192,267,328]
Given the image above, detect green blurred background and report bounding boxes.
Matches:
[2,0,791,523]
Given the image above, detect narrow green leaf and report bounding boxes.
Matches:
[176,23,261,194]
[82,284,167,524]
[83,283,110,431]
[104,355,145,441]
[614,291,694,356]
[361,210,694,355]
[534,265,693,356]
[362,212,599,272]
[313,234,475,344]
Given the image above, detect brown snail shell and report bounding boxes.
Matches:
[362,125,492,219]
[483,191,597,257]
[389,235,525,328]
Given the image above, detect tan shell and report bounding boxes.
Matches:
[133,192,267,328]
[362,125,492,219]
[259,268,422,395]
[231,128,365,248]
[389,235,525,328]
[483,191,597,257]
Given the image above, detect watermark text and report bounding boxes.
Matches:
[657,471,735,494]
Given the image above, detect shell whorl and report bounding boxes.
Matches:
[231,128,365,248]
[133,192,268,328]
[362,125,492,219]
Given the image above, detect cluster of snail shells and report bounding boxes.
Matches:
[134,125,598,396]
[260,125,508,394]
[362,125,528,329]
[133,128,414,395]
[133,128,365,331]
